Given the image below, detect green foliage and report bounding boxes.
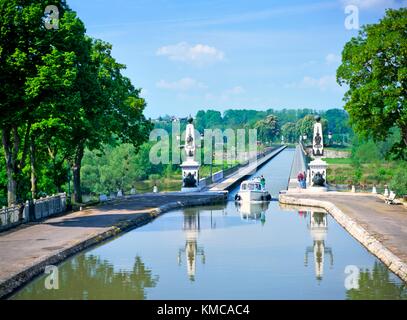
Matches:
[192,108,350,145]
[346,262,407,300]
[337,8,407,159]
[296,115,315,140]
[81,143,160,194]
[0,0,151,205]
[281,122,297,143]
[254,115,279,143]
[196,110,223,131]
[353,141,381,163]
[324,158,352,165]
[389,162,407,196]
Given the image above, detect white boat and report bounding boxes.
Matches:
[234,178,272,202]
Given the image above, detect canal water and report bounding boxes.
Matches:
[12,149,407,300]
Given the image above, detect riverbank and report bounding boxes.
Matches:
[279,191,407,283]
[0,192,227,299]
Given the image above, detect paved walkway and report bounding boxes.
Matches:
[0,192,226,298]
[283,192,407,278]
[288,144,307,189]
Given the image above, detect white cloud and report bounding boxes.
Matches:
[325,53,341,65]
[341,0,407,9]
[205,86,246,102]
[156,42,224,66]
[285,75,342,91]
[225,86,245,95]
[156,77,207,91]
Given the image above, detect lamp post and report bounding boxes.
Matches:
[200,133,204,180]
[302,134,307,145]
[67,165,71,198]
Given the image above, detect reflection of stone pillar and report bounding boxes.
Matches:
[186,230,198,280]
[305,211,333,281]
[178,211,205,281]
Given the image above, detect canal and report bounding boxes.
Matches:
[12,149,407,300]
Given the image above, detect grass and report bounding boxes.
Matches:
[324,158,353,165]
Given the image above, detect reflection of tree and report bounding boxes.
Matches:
[13,255,159,300]
[346,262,407,300]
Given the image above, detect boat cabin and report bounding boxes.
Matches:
[240,181,263,192]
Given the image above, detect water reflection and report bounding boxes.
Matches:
[235,201,270,225]
[13,255,159,300]
[11,149,407,300]
[178,208,206,282]
[12,203,407,300]
[346,262,407,300]
[304,211,333,281]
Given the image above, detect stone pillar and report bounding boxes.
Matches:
[308,115,328,191]
[181,116,201,192]
[312,116,324,157]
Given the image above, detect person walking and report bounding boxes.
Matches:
[301,171,307,189]
[297,171,304,188]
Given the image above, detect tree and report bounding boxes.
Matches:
[254,115,280,143]
[0,1,152,205]
[65,39,152,203]
[281,122,297,143]
[0,0,86,205]
[296,115,314,141]
[195,110,222,132]
[337,8,407,159]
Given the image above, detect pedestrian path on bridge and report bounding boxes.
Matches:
[287,144,307,189]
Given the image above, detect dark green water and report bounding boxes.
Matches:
[12,150,407,300]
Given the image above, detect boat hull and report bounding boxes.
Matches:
[236,190,270,202]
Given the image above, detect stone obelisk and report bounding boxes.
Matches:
[181,116,200,192]
[308,116,328,191]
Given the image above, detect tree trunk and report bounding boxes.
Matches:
[2,128,17,206]
[72,144,84,203]
[402,125,407,149]
[30,135,37,200]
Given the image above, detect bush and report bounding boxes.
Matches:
[389,164,407,196]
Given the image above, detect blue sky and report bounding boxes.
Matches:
[68,0,406,119]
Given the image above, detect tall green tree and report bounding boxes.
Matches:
[0,0,84,205]
[254,115,280,143]
[65,39,152,203]
[0,1,151,205]
[337,8,407,159]
[281,122,297,143]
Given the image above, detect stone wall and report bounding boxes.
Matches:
[305,147,350,159]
